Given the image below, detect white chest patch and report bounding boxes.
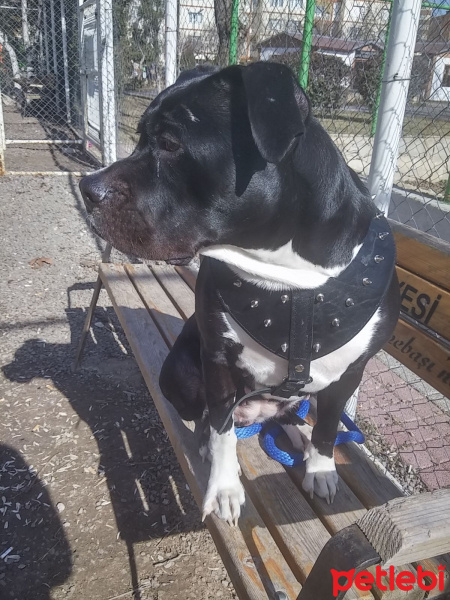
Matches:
[200,242,361,290]
[222,308,381,395]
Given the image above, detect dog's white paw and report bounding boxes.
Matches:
[282,422,313,452]
[202,477,245,526]
[302,443,339,504]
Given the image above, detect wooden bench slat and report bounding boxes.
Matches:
[238,437,333,578]
[384,318,450,399]
[287,465,368,533]
[151,264,196,320]
[125,264,185,346]
[99,263,302,600]
[391,221,450,292]
[333,441,403,508]
[396,265,450,342]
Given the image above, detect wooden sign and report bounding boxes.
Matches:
[391,221,450,292]
[385,318,450,398]
[397,265,450,341]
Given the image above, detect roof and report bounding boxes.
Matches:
[257,33,383,53]
[258,32,450,56]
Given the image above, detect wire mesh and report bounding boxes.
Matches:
[0,0,97,172]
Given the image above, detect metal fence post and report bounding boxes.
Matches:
[367,0,422,215]
[60,0,71,125]
[0,79,5,175]
[229,0,240,65]
[370,1,393,138]
[49,0,60,112]
[165,0,178,87]
[298,0,315,89]
[99,0,117,166]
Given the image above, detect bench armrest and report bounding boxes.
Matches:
[357,488,450,567]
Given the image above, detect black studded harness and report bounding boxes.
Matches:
[209,214,396,399]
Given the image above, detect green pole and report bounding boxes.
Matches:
[299,0,315,89]
[370,1,393,137]
[229,0,240,65]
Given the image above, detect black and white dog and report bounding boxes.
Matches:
[79,62,399,525]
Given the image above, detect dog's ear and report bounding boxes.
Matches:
[241,62,309,163]
[176,65,220,86]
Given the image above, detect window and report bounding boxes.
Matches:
[289,0,302,8]
[268,18,284,31]
[286,20,300,33]
[443,65,450,88]
[188,11,203,24]
[270,0,284,7]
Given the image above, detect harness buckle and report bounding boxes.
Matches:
[271,376,313,399]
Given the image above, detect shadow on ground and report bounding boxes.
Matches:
[1,289,204,599]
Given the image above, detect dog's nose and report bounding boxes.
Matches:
[79,174,108,213]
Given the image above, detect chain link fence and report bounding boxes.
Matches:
[0,0,98,173]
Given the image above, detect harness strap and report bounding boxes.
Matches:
[271,288,315,398]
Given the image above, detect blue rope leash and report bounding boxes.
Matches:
[235,398,364,466]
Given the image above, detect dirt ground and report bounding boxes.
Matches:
[0,174,236,600]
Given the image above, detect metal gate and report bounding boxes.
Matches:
[0,0,116,175]
[79,0,116,166]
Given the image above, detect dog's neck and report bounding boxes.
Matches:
[199,241,362,290]
[201,127,372,289]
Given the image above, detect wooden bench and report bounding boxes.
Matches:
[74,218,450,599]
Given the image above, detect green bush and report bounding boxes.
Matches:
[353,55,383,111]
[269,51,351,109]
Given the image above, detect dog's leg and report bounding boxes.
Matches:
[159,316,205,421]
[303,363,366,504]
[201,356,245,526]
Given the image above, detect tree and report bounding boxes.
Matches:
[270,51,351,110]
[113,0,164,89]
[353,55,383,111]
[215,0,232,66]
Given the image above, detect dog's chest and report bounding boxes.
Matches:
[222,310,381,395]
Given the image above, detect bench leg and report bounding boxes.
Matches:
[297,524,380,600]
[72,243,112,371]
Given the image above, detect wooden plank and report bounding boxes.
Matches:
[397,265,450,341]
[151,264,196,320]
[125,264,185,346]
[391,221,450,292]
[358,489,450,567]
[417,556,450,598]
[384,318,450,398]
[99,263,302,600]
[285,459,367,534]
[175,264,198,292]
[286,466,374,599]
[368,566,425,600]
[237,436,333,585]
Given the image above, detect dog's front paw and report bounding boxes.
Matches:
[202,477,245,526]
[302,443,339,504]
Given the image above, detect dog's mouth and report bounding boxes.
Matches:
[88,220,193,265]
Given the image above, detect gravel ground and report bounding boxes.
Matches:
[0,174,236,600]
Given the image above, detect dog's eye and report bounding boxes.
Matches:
[158,136,180,153]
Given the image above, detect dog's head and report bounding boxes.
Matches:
[79,62,310,263]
